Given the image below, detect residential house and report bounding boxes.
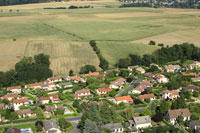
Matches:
[138,94,155,101]
[44,105,56,118]
[186,61,200,70]
[0,103,6,110]
[7,86,22,94]
[144,73,154,79]
[74,89,92,100]
[16,109,36,118]
[66,76,86,83]
[47,76,62,83]
[166,108,191,125]
[128,66,145,74]
[43,120,61,133]
[41,95,60,104]
[162,90,179,100]
[191,77,200,82]
[154,74,168,83]
[128,116,152,129]
[104,69,120,74]
[1,93,21,101]
[84,72,100,77]
[128,65,139,71]
[47,83,57,91]
[13,98,29,111]
[25,82,44,89]
[109,78,126,89]
[164,65,181,73]
[182,85,199,92]
[56,82,73,88]
[96,88,112,95]
[129,80,153,94]
[150,63,162,70]
[190,120,200,130]
[115,96,133,104]
[182,72,198,77]
[104,123,124,133]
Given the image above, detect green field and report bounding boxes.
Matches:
[0,1,200,74]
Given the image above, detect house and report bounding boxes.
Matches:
[129,116,152,129]
[47,76,62,83]
[0,103,6,109]
[190,120,200,130]
[128,65,139,71]
[115,96,133,104]
[166,108,191,125]
[74,89,92,100]
[7,86,22,94]
[138,94,155,101]
[144,73,154,79]
[66,76,86,83]
[182,72,198,77]
[128,66,145,74]
[96,88,112,95]
[84,72,100,77]
[44,105,56,117]
[129,80,153,94]
[154,74,168,83]
[46,83,57,91]
[1,93,21,101]
[191,77,200,82]
[186,61,200,70]
[43,120,61,133]
[109,78,126,89]
[162,90,179,100]
[13,98,29,110]
[41,95,60,104]
[104,69,120,74]
[104,123,124,133]
[182,85,199,92]
[16,109,36,118]
[6,128,21,133]
[164,65,181,73]
[56,82,73,88]
[25,82,44,89]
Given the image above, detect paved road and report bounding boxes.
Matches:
[116,78,141,97]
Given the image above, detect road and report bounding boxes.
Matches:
[116,78,141,97]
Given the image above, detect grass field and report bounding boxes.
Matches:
[0,1,200,74]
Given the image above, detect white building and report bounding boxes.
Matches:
[104,123,124,133]
[154,74,168,83]
[7,86,22,94]
[132,116,152,129]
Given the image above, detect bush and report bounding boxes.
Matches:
[149,40,156,45]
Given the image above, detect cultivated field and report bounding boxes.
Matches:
[0,1,200,73]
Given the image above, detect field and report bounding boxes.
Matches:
[0,1,200,74]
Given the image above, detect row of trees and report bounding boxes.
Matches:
[89,40,109,70]
[117,43,200,68]
[0,53,53,87]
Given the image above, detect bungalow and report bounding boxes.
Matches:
[1,93,21,101]
[130,116,152,129]
[115,96,133,104]
[182,72,198,77]
[41,95,60,104]
[25,82,44,89]
[109,78,126,89]
[104,69,120,74]
[56,82,73,88]
[44,105,56,117]
[154,74,168,83]
[16,109,36,118]
[74,89,93,100]
[46,83,57,91]
[0,103,6,110]
[13,98,29,111]
[144,73,154,79]
[84,72,100,77]
[138,94,155,101]
[186,61,200,70]
[128,66,145,74]
[162,90,179,100]
[182,85,199,92]
[104,123,124,133]
[96,88,112,95]
[7,86,22,94]
[66,76,86,83]
[43,120,61,133]
[129,80,153,94]
[164,65,181,73]
[47,76,62,83]
[166,108,191,125]
[128,65,139,71]
[190,120,200,130]
[191,77,200,82]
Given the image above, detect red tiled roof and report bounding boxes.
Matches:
[155,74,165,79]
[16,109,32,115]
[115,96,133,102]
[67,76,84,82]
[48,76,62,81]
[168,108,191,118]
[98,88,112,93]
[7,86,21,90]
[138,94,155,99]
[41,96,49,101]
[182,72,198,76]
[84,72,100,77]
[2,93,21,99]
[13,98,28,103]
[26,82,43,88]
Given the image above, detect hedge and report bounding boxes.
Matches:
[67,122,74,132]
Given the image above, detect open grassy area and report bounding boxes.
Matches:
[0,1,200,73]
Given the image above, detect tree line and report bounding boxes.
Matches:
[117,43,200,68]
[89,40,109,71]
[0,53,53,88]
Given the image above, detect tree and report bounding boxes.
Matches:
[178,115,184,125]
[122,107,134,120]
[10,112,18,121]
[149,65,160,73]
[149,40,156,45]
[117,58,131,68]
[58,92,66,101]
[80,65,96,74]
[191,113,199,120]
[183,90,191,99]
[58,118,71,131]
[171,96,187,109]
[35,88,44,98]
[54,108,64,115]
[78,111,91,131]
[34,53,50,66]
[73,100,79,108]
[152,112,163,122]
[193,91,199,97]
[119,69,129,78]
[89,103,102,125]
[100,102,112,124]
[109,89,117,97]
[129,54,141,65]
[69,69,73,76]
[158,100,169,114]
[83,119,99,133]
[35,121,43,132]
